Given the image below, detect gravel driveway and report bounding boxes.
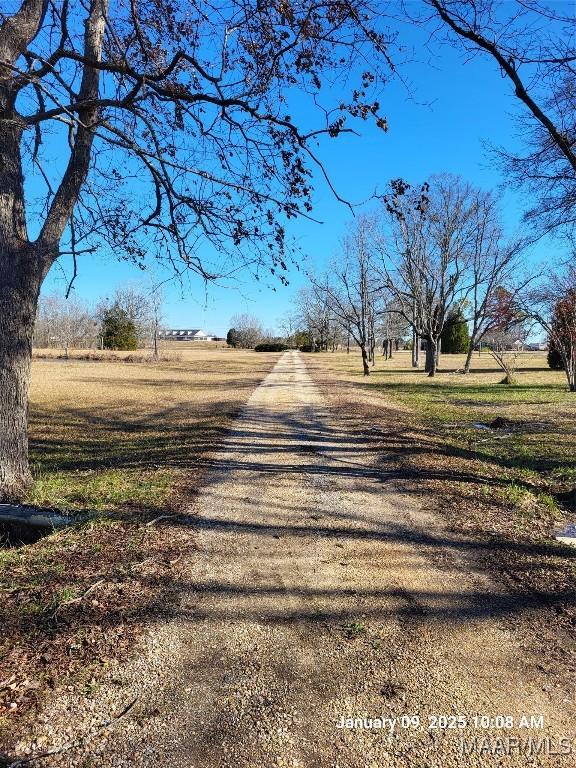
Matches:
[27,351,574,767]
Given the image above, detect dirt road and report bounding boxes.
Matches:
[35,351,574,767]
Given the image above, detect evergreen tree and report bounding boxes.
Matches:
[547,341,564,370]
[102,304,138,350]
[291,330,312,349]
[226,328,239,348]
[440,308,470,354]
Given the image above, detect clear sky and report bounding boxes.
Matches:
[41,12,566,337]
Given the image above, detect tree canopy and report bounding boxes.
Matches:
[0,0,394,501]
[1,0,393,284]
[423,0,576,236]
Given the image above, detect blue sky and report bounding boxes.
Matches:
[41,15,563,336]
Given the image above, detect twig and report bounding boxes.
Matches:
[6,697,139,767]
[145,513,183,526]
[52,580,104,618]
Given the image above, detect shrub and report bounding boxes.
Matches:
[289,330,312,348]
[298,344,315,352]
[254,342,288,352]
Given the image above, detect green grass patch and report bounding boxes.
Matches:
[342,620,367,637]
[360,378,575,477]
[485,482,562,520]
[368,380,568,416]
[26,467,175,513]
[315,351,575,507]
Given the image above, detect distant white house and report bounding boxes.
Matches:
[159,329,214,341]
[511,340,548,351]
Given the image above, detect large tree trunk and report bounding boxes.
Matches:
[0,0,105,501]
[0,250,44,501]
[0,106,43,501]
[567,359,576,392]
[152,324,159,360]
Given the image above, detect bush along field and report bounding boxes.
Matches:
[0,348,281,747]
[306,349,576,634]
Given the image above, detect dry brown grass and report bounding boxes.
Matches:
[32,340,229,362]
[0,348,280,746]
[27,347,280,510]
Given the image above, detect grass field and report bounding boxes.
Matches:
[0,347,280,744]
[27,346,279,513]
[307,349,575,483]
[306,348,576,642]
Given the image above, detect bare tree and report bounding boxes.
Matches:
[462,191,529,372]
[229,313,264,349]
[0,2,393,499]
[378,300,409,360]
[487,330,524,386]
[148,285,165,361]
[486,324,533,385]
[293,284,339,352]
[277,312,297,343]
[424,0,576,236]
[525,268,576,392]
[377,175,477,377]
[312,216,383,375]
[35,293,97,353]
[484,286,531,385]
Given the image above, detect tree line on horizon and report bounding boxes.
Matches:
[34,286,165,357]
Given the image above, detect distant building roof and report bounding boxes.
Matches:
[159,329,212,338]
